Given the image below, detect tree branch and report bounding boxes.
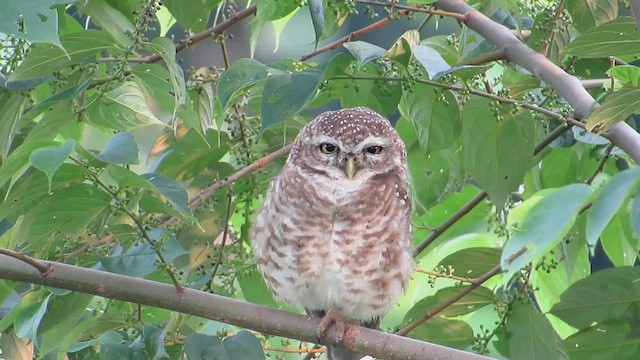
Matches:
[413,122,572,255]
[435,0,640,163]
[397,247,527,337]
[98,5,257,64]
[64,144,293,260]
[300,11,411,61]
[0,254,491,360]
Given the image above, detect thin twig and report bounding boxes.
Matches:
[413,123,572,256]
[300,11,410,61]
[186,144,293,213]
[0,248,52,276]
[65,144,293,260]
[91,5,257,86]
[456,48,507,66]
[356,0,468,22]
[67,157,184,294]
[541,0,566,58]
[413,192,487,256]
[586,144,615,185]
[397,247,527,336]
[220,33,231,70]
[204,189,234,292]
[415,267,480,285]
[329,74,586,128]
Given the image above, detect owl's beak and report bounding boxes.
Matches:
[345,158,356,179]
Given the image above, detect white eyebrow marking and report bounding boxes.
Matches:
[355,136,391,151]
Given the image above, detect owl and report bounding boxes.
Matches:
[251,107,414,360]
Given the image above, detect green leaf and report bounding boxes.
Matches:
[105,82,166,127]
[462,97,535,208]
[566,0,618,33]
[153,130,232,181]
[139,195,195,224]
[501,184,593,279]
[108,224,138,245]
[237,268,278,308]
[565,321,640,360]
[1,0,61,47]
[108,165,155,191]
[586,167,640,249]
[132,64,175,115]
[67,331,123,353]
[0,91,28,160]
[14,294,51,341]
[507,302,567,360]
[325,59,402,115]
[32,78,91,110]
[0,164,84,222]
[23,184,111,245]
[412,45,452,79]
[308,0,326,45]
[142,173,188,207]
[24,104,75,143]
[563,17,640,58]
[0,140,58,190]
[100,229,187,277]
[217,58,272,111]
[8,30,120,82]
[256,0,300,20]
[142,324,169,360]
[399,84,460,153]
[95,132,140,165]
[437,247,501,278]
[385,30,420,68]
[191,82,216,134]
[404,286,495,322]
[586,87,640,131]
[540,148,579,188]
[343,41,386,66]
[601,213,638,266]
[261,71,322,129]
[502,67,541,99]
[184,331,265,360]
[29,139,75,192]
[37,292,94,355]
[101,343,145,359]
[79,0,134,47]
[632,195,640,239]
[549,266,640,329]
[147,37,187,116]
[85,98,154,130]
[608,65,640,87]
[162,0,218,32]
[406,317,475,349]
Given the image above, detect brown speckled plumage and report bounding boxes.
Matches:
[251,107,414,360]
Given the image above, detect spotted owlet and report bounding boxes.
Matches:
[251,107,414,360]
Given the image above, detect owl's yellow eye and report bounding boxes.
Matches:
[365,146,383,155]
[320,143,338,154]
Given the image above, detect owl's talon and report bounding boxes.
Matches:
[317,309,356,345]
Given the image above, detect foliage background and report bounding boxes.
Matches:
[0,0,640,359]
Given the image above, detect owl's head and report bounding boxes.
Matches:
[288,107,407,181]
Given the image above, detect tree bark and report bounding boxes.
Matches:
[0,255,491,360]
[436,0,640,163]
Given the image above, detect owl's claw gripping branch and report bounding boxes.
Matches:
[317,309,360,346]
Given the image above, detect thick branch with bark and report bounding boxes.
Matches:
[435,0,640,163]
[0,255,490,360]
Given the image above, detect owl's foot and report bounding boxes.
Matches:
[316,309,360,346]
